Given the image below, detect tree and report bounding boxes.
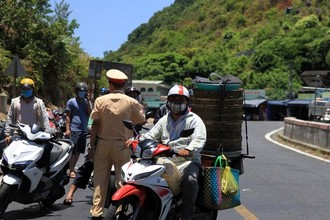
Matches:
[0,0,87,106]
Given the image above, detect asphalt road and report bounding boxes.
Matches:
[1,121,330,219]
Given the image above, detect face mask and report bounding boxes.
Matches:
[167,101,187,114]
[21,89,33,98]
[78,91,87,99]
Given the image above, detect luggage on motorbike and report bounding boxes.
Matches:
[198,155,222,210]
[198,154,241,210]
[157,157,182,196]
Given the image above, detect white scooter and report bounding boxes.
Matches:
[105,121,217,220]
[0,123,74,217]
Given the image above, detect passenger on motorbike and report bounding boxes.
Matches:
[125,85,207,220]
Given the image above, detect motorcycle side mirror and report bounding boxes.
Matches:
[180,128,194,138]
[123,120,134,130]
[31,124,42,134]
[145,111,154,120]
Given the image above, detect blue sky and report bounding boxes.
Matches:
[52,0,175,58]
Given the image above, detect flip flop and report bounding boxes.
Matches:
[63,198,73,205]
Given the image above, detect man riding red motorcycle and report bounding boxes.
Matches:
[125,85,207,220]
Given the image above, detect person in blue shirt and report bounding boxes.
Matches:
[63,86,109,206]
[65,82,91,178]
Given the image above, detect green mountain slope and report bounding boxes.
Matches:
[104,0,330,100]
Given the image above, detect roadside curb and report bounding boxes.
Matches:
[266,127,330,163]
[277,129,330,155]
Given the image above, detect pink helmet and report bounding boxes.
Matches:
[167,85,189,100]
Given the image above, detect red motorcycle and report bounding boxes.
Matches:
[105,120,218,220]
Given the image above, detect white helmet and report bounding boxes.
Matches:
[167,85,190,100]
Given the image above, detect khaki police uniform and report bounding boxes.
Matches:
[90,70,145,217]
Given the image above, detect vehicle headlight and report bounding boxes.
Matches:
[141,149,153,159]
[1,154,9,167]
[121,169,125,180]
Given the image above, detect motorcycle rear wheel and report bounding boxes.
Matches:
[0,183,18,217]
[105,196,141,220]
[104,174,116,208]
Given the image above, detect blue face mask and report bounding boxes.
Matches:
[78,91,87,99]
[21,89,33,98]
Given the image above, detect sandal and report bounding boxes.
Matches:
[63,198,73,205]
[69,171,76,178]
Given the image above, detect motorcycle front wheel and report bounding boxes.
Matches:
[105,195,141,220]
[0,183,18,217]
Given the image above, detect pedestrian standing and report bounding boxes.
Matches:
[88,69,145,219]
[63,88,109,206]
[65,82,91,178]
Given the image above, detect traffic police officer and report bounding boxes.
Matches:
[88,69,146,219]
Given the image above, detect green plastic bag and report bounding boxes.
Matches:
[221,155,238,196]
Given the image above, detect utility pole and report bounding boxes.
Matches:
[313,75,320,120]
[289,62,293,100]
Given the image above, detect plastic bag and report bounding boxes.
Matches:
[221,156,238,196]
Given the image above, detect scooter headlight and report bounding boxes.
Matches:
[12,160,33,170]
[1,154,9,167]
[121,169,125,180]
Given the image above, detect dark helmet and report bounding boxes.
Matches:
[100,87,109,95]
[125,86,140,95]
[134,139,158,159]
[75,82,88,93]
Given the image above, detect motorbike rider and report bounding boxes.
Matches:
[125,86,148,113]
[125,86,141,102]
[4,78,55,171]
[125,84,207,220]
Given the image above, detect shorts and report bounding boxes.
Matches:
[70,131,87,154]
[73,160,94,189]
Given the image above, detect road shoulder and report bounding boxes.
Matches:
[267,127,330,162]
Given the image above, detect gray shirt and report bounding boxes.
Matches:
[5,96,53,135]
